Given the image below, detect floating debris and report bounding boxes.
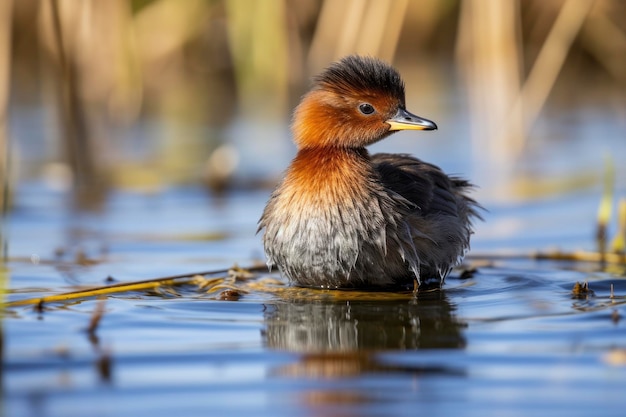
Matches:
[611,309,621,324]
[459,266,478,279]
[87,299,106,337]
[228,265,256,281]
[219,289,243,301]
[571,281,594,299]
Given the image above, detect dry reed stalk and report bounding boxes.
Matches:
[83,0,142,125]
[508,0,595,138]
[307,0,411,71]
[43,0,105,209]
[307,0,362,69]
[4,265,269,307]
[457,0,598,198]
[225,0,290,115]
[456,0,523,192]
[40,0,141,204]
[0,0,12,274]
[0,0,11,349]
[0,0,12,221]
[580,3,626,86]
[87,298,106,336]
[468,249,626,265]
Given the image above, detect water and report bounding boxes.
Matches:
[3,92,626,416]
[3,178,626,417]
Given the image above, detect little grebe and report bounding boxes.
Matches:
[259,55,481,290]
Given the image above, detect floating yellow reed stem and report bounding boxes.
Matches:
[596,155,614,255]
[4,266,267,307]
[611,199,626,254]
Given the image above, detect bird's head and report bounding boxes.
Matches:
[292,55,437,149]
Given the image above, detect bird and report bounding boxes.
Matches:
[258,55,481,290]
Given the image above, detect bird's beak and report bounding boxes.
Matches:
[386,108,437,131]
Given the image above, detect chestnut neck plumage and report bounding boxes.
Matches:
[284,147,371,198]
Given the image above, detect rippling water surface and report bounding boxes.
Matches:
[4,92,626,417]
[4,175,626,417]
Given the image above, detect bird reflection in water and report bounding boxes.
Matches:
[262,291,466,380]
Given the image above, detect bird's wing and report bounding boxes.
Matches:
[372,153,466,218]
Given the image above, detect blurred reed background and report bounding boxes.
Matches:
[1,0,625,214]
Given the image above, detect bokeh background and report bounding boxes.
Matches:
[1,0,625,220]
[3,4,626,416]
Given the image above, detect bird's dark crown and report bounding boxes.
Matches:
[314,55,406,104]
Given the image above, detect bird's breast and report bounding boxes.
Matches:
[259,148,396,286]
[268,148,377,239]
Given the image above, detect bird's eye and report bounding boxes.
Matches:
[359,103,375,115]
